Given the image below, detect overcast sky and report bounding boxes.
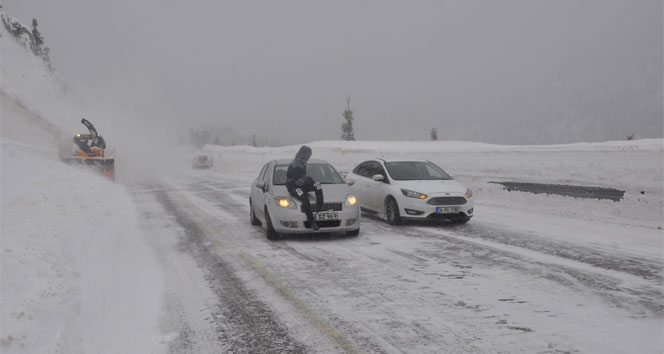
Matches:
[5,0,663,145]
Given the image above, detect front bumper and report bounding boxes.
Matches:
[397,193,474,220]
[270,204,361,234]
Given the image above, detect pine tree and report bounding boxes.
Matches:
[341,96,355,141]
[31,19,43,46]
[30,19,44,56]
[27,18,53,70]
[430,127,438,141]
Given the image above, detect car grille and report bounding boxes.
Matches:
[426,212,464,219]
[302,202,343,212]
[304,220,341,228]
[427,197,467,205]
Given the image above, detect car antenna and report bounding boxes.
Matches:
[378,147,384,158]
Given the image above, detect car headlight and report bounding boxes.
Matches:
[465,188,473,199]
[345,194,358,206]
[274,197,297,209]
[401,189,427,199]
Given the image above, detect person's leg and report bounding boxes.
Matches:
[290,188,314,223]
[301,177,324,211]
[314,182,324,210]
[296,177,321,230]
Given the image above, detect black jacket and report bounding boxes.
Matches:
[286,146,312,192]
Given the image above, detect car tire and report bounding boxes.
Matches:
[345,228,360,237]
[385,197,403,226]
[456,215,470,224]
[250,199,260,226]
[264,208,280,241]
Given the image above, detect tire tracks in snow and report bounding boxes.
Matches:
[153,189,313,354]
[195,169,664,322]
[358,213,664,317]
[148,170,663,353]
[451,222,662,280]
[132,192,224,354]
[159,179,395,354]
[163,174,536,353]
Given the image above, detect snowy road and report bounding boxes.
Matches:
[132,170,663,354]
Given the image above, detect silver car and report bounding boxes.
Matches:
[249,159,361,240]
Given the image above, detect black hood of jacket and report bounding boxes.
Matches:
[294,145,312,162]
[286,146,312,191]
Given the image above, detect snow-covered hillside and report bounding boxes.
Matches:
[203,139,664,229]
[1,11,165,354]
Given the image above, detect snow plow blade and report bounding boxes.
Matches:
[60,149,116,181]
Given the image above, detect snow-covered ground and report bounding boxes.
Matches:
[1,12,165,354]
[134,168,663,353]
[1,140,165,353]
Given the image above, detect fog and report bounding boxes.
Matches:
[5,0,663,145]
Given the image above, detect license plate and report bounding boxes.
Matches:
[314,212,338,221]
[436,207,459,214]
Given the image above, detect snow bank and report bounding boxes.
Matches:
[1,140,165,353]
[203,139,664,228]
[204,139,663,189]
[1,11,165,354]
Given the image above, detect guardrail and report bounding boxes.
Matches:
[489,181,625,202]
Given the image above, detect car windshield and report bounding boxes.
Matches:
[385,161,452,181]
[273,163,345,185]
[197,156,208,162]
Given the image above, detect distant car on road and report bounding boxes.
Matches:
[249,159,360,240]
[346,159,473,225]
[192,155,212,169]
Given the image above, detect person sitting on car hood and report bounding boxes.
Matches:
[286,145,325,231]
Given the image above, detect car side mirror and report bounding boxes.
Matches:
[254,180,266,189]
[372,174,385,182]
[345,178,355,186]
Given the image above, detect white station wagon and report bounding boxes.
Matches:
[346,159,473,225]
[249,159,361,240]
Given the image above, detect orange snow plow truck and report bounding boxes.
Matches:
[60,118,115,181]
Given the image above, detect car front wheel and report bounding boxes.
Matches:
[264,208,280,241]
[385,198,402,226]
[249,199,260,226]
[456,214,470,224]
[345,228,360,237]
